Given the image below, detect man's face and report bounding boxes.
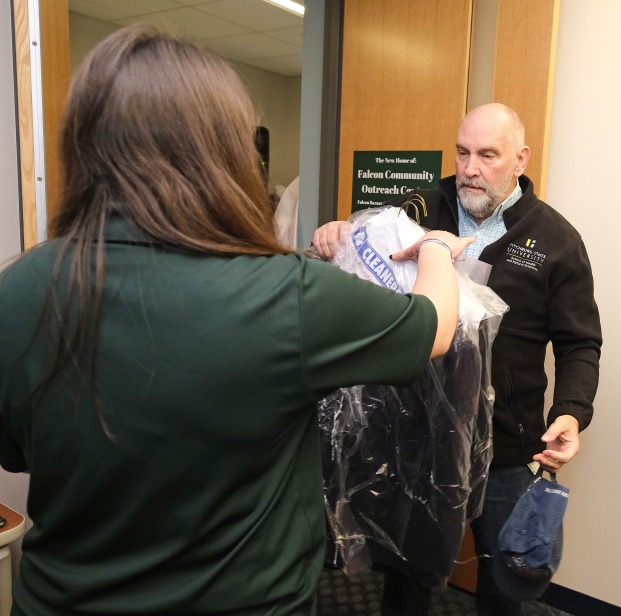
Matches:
[455,112,520,221]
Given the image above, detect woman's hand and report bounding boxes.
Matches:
[391,230,476,263]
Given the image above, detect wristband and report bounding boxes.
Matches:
[416,238,454,262]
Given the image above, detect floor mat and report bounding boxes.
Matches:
[317,568,573,616]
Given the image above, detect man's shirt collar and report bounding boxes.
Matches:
[457,181,523,258]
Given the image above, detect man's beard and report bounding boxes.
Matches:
[456,170,515,219]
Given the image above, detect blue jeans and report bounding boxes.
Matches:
[471,465,539,616]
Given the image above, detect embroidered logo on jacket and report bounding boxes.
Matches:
[505,239,546,272]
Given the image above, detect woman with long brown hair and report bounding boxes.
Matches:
[0,26,472,616]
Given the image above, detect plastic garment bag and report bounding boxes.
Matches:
[318,207,509,584]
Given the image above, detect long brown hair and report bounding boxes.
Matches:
[54,25,284,251]
[37,26,290,431]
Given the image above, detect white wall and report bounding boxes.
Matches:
[467,0,497,110]
[545,0,621,607]
[0,2,22,265]
[298,0,324,247]
[230,60,301,189]
[69,12,301,190]
[69,11,118,73]
[0,0,30,574]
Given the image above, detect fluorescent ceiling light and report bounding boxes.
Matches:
[262,0,305,17]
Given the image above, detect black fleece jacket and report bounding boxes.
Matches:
[386,175,602,466]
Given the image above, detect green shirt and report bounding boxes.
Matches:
[0,216,437,615]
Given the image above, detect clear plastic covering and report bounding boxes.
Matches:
[318,207,509,584]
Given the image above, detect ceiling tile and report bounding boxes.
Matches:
[202,32,299,59]
[262,26,303,47]
[71,0,181,18]
[195,0,303,31]
[200,39,253,63]
[173,0,220,5]
[246,54,302,77]
[69,0,304,77]
[113,7,251,39]
[68,0,132,21]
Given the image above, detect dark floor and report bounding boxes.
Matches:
[317,568,573,616]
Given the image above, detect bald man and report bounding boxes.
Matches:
[313,104,602,616]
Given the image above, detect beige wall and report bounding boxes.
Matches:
[467,0,496,110]
[0,0,29,574]
[69,12,301,191]
[69,11,117,74]
[0,2,22,265]
[230,60,301,190]
[544,0,621,606]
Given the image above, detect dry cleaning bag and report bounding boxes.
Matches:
[318,206,508,585]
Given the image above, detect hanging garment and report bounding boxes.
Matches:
[319,207,508,585]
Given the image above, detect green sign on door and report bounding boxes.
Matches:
[351,151,442,214]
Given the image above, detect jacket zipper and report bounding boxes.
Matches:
[507,371,525,450]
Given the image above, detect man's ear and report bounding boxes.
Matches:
[515,145,531,176]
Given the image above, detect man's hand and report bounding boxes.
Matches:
[532,415,580,473]
[312,221,352,260]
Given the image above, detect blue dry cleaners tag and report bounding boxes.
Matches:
[351,226,404,294]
